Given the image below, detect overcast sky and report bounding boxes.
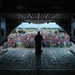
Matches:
[18,22,60,28]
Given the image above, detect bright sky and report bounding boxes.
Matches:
[18,22,60,28]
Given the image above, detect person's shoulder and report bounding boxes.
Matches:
[41,34,42,36]
[35,35,38,37]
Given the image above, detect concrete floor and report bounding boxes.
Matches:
[0,47,75,75]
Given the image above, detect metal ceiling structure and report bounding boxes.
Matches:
[1,13,71,23]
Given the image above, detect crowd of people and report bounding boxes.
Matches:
[2,29,72,49]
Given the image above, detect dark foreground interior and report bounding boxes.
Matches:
[0,48,75,75]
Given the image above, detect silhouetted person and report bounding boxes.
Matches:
[34,31,43,54]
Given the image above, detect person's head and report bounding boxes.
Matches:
[38,31,40,35]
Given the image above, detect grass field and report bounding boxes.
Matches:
[16,28,59,33]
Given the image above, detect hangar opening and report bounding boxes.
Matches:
[1,22,72,49]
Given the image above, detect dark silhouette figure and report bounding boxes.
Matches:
[34,31,43,54]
